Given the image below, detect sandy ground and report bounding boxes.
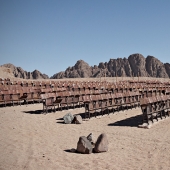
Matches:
[0,103,170,170]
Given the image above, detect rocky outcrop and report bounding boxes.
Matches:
[164,63,170,78]
[51,53,170,79]
[51,60,92,79]
[128,54,148,77]
[146,56,169,78]
[1,63,49,79]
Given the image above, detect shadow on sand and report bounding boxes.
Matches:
[108,114,143,127]
[23,110,43,114]
[64,149,81,154]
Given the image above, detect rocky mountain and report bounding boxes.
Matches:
[1,63,49,79]
[51,53,170,79]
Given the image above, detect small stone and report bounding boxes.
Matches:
[72,115,83,124]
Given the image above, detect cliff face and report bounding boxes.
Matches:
[1,64,49,79]
[51,53,170,79]
[128,54,148,77]
[51,60,92,79]
[164,63,170,78]
[145,56,169,78]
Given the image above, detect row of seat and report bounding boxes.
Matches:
[83,91,141,119]
[39,90,142,115]
[40,92,84,113]
[140,95,170,124]
[1,79,170,90]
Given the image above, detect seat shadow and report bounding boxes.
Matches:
[23,110,43,114]
[73,112,85,119]
[108,114,143,127]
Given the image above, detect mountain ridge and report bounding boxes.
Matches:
[51,53,170,79]
[1,63,49,79]
[1,53,170,79]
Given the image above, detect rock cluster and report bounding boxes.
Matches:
[76,133,108,154]
[63,113,83,124]
[51,54,170,79]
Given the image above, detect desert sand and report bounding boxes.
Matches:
[0,102,170,170]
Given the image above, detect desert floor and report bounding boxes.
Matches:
[0,103,170,170]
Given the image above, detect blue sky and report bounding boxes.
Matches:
[0,0,170,77]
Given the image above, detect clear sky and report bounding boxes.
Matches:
[0,0,170,77]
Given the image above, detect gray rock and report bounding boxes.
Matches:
[94,133,108,153]
[63,113,74,124]
[73,115,83,124]
[76,136,93,154]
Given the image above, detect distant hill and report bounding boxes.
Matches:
[1,63,49,79]
[51,53,170,79]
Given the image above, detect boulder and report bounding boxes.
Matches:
[76,136,93,154]
[73,115,83,124]
[63,113,74,124]
[94,133,108,153]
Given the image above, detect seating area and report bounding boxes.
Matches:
[0,78,170,125]
[140,95,170,124]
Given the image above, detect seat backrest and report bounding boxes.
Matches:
[90,95,97,101]
[45,97,54,106]
[48,93,56,98]
[100,93,108,100]
[3,91,11,100]
[82,95,91,102]
[40,93,48,99]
